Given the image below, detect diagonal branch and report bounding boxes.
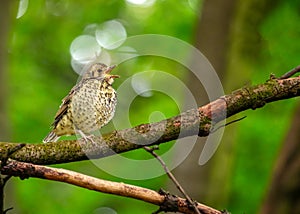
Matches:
[144,146,201,214]
[1,159,223,214]
[0,75,299,165]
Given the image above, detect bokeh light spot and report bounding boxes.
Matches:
[95,20,127,50]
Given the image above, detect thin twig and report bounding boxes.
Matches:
[3,207,13,214]
[210,116,247,134]
[2,176,11,186]
[278,65,300,79]
[0,177,3,214]
[0,176,11,214]
[144,146,201,214]
[0,143,25,214]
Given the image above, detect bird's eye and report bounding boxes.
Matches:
[97,69,102,73]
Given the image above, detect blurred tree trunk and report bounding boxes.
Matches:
[170,0,237,207]
[0,0,11,141]
[171,0,279,209]
[194,0,237,79]
[260,103,300,214]
[0,0,16,212]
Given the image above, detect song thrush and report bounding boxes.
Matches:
[43,63,119,143]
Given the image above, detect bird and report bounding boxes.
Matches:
[43,63,119,143]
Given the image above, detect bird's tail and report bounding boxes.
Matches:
[43,131,59,143]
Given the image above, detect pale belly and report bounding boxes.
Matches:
[70,80,117,134]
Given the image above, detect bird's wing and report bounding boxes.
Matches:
[51,81,83,128]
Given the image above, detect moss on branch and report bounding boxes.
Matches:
[0,76,299,165]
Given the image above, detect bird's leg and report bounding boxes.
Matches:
[76,129,97,146]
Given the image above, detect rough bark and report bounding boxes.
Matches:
[0,75,298,165]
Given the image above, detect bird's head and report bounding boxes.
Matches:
[82,63,119,84]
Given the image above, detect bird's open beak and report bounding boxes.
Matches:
[106,65,120,78]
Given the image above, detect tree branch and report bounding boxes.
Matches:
[1,159,223,214]
[0,75,299,165]
[0,70,298,213]
[144,146,201,214]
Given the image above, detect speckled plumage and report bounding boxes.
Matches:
[43,63,119,143]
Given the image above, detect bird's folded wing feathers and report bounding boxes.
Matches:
[52,83,81,127]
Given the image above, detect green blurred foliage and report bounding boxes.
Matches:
[226,1,300,213]
[5,0,300,213]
